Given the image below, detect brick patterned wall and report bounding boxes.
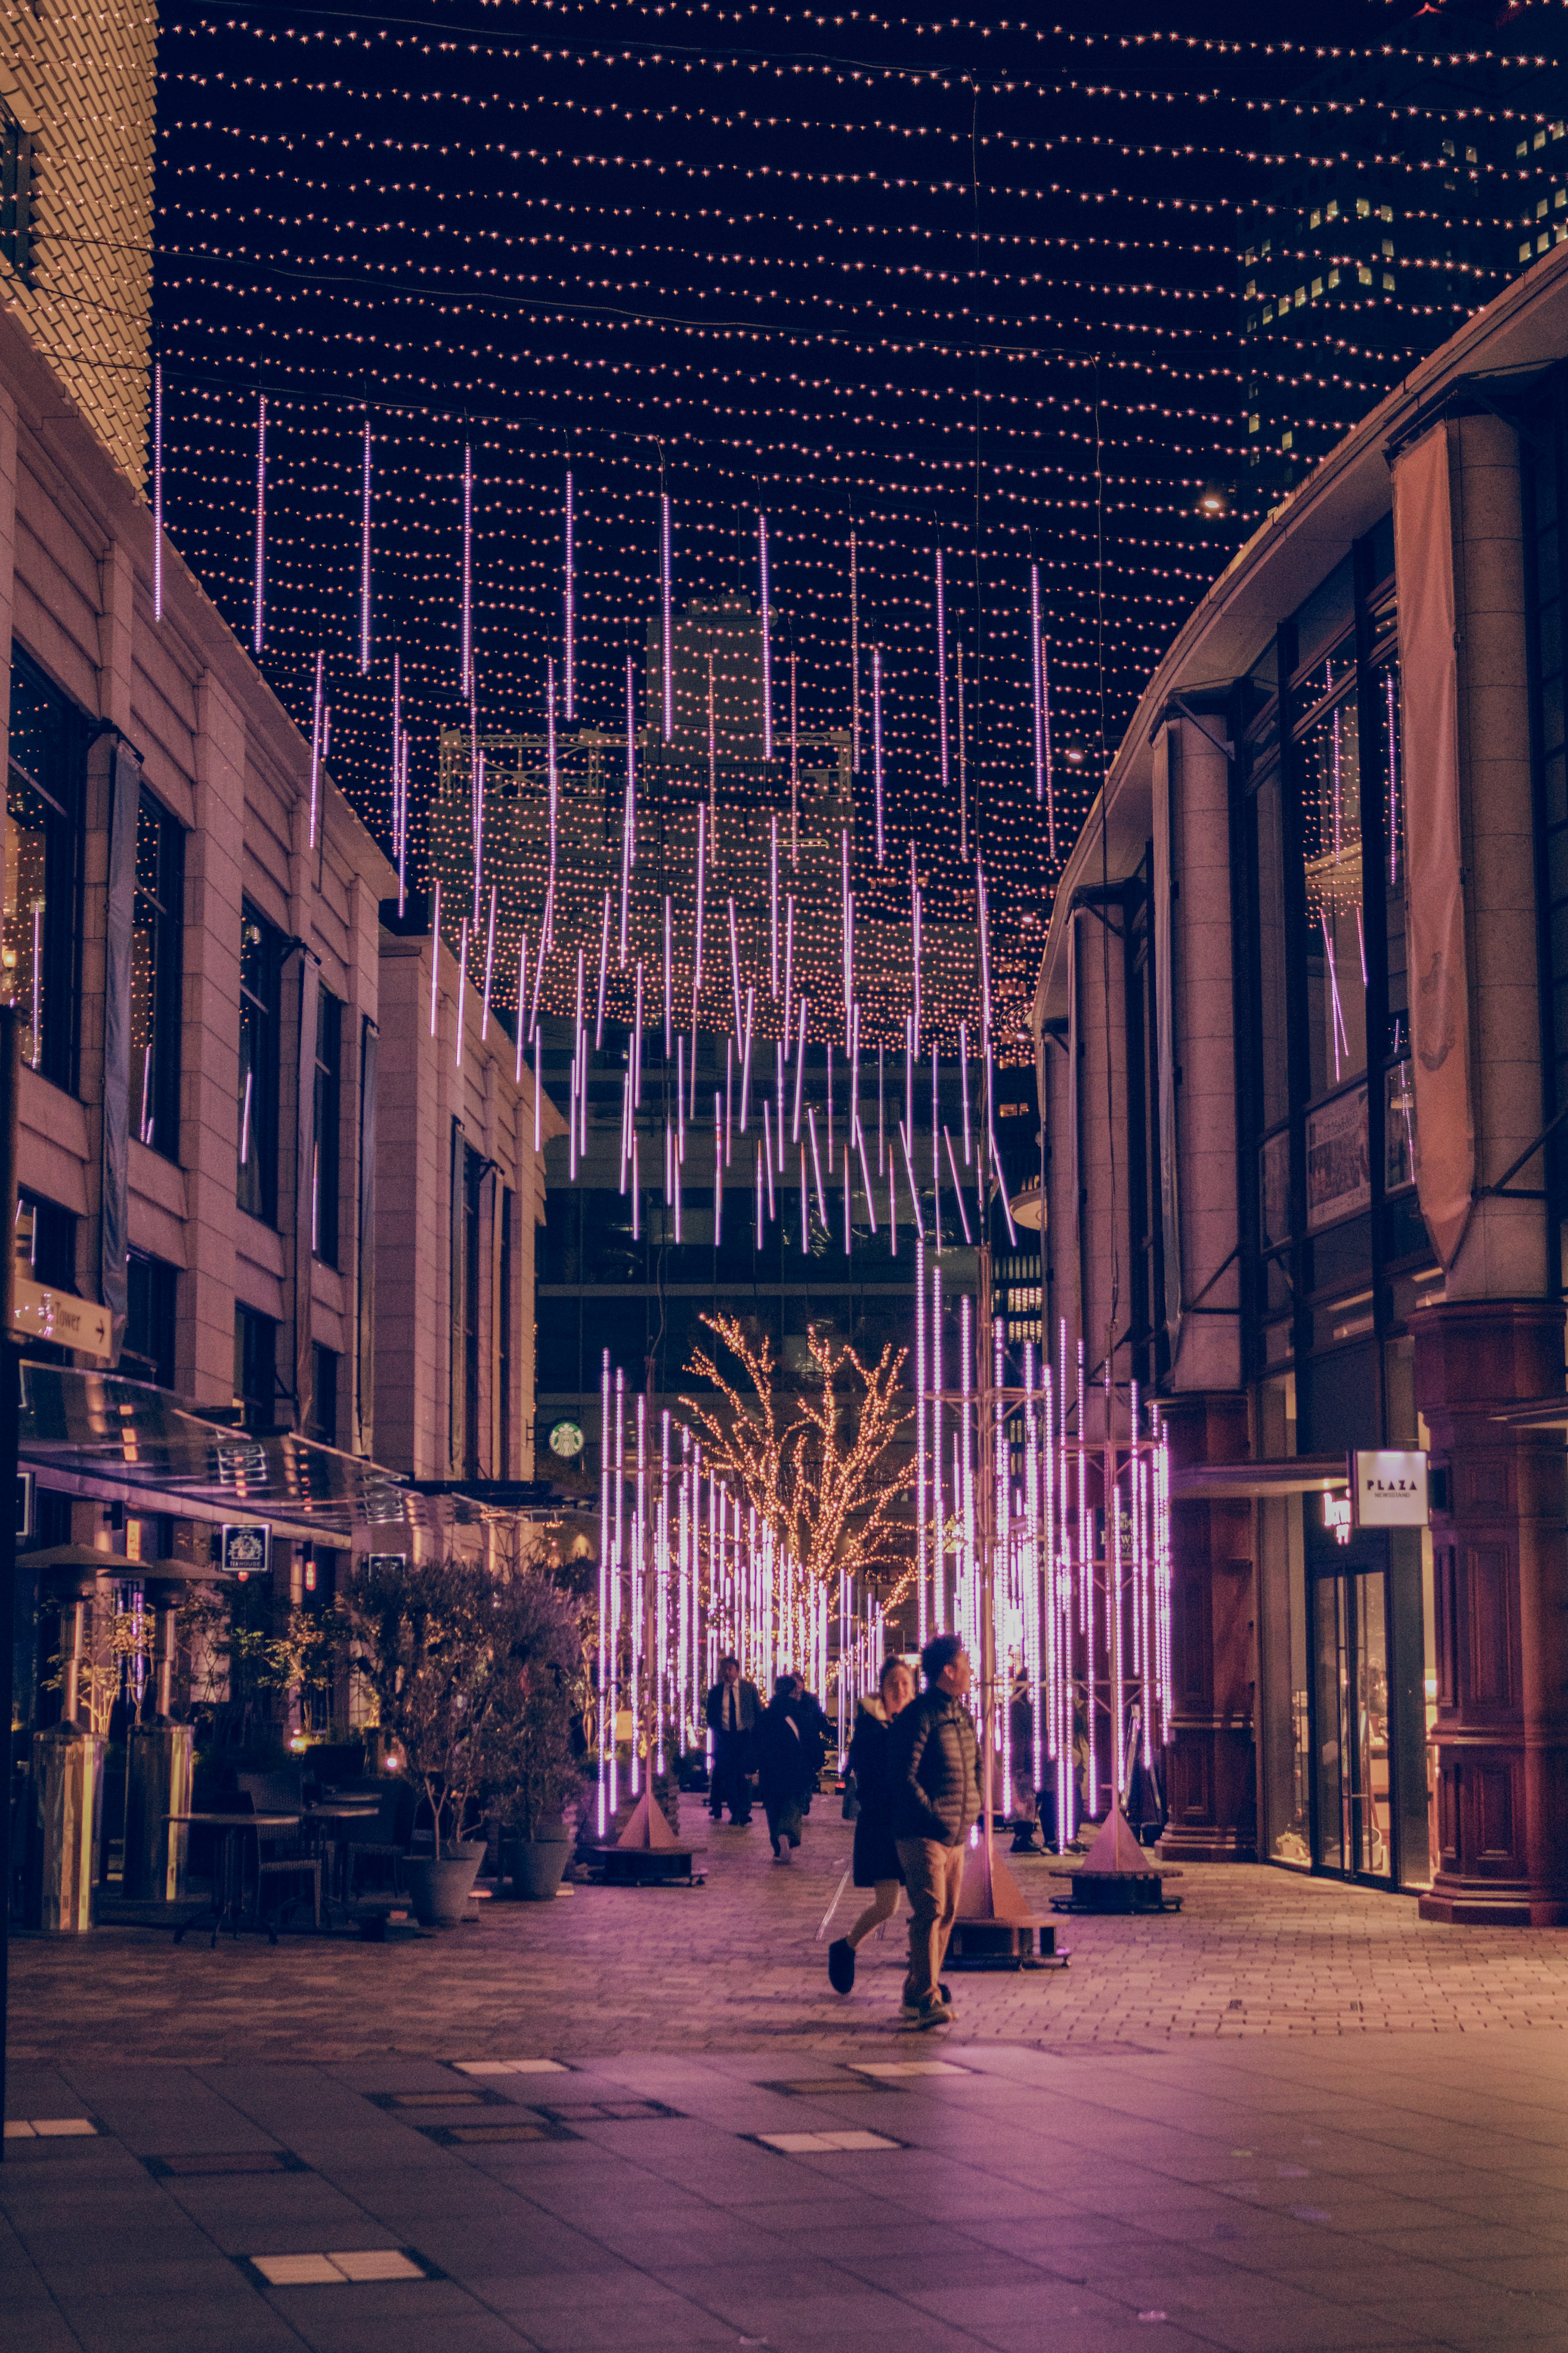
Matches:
[0,1,155,490]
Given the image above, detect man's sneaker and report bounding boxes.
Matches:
[827,1938,855,1994]
[898,1996,952,2033]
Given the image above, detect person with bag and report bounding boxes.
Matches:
[756,1672,819,1861]
[887,1631,981,2030]
[827,1653,915,1993]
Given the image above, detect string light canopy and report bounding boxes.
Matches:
[150,0,1568,1060]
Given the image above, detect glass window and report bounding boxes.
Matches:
[312,987,341,1265]
[463,1143,482,1479]
[233,1302,278,1431]
[123,1249,177,1388]
[132,793,183,1162]
[15,1188,75,1290]
[1297,689,1366,1098]
[499,1185,514,1479]
[4,649,85,1090]
[1252,768,1290,1132]
[238,906,281,1223]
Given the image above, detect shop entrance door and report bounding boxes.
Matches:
[1313,1570,1394,1881]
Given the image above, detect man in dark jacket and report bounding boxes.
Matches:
[888,1631,981,2029]
[705,1656,761,1823]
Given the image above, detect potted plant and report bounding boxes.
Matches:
[493,1577,587,1902]
[338,1555,517,1927]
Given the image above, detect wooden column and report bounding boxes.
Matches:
[1157,1389,1256,1861]
[1415,1299,1568,1925]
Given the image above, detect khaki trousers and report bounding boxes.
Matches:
[895,1836,967,2006]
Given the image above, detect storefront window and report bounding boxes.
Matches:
[238,906,281,1222]
[132,793,183,1161]
[4,649,85,1089]
[1298,676,1367,1098]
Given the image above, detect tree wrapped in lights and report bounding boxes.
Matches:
[680,1310,912,1601]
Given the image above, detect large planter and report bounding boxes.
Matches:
[503,1833,571,1902]
[405,1841,485,1927]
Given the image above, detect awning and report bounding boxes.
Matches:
[1170,1456,1348,1502]
[18,1363,411,1546]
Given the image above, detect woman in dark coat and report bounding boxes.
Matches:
[828,1654,916,1992]
[756,1673,820,1861]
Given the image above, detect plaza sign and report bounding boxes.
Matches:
[1349,1450,1429,1530]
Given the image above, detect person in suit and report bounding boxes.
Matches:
[704,1655,761,1824]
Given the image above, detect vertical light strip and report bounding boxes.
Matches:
[758,511,773,760]
[915,1233,927,1652]
[935,549,949,792]
[461,441,473,695]
[307,648,324,852]
[872,645,884,866]
[359,418,373,675]
[1042,629,1057,863]
[564,469,575,720]
[599,1347,611,1836]
[152,362,164,624]
[1030,562,1045,804]
[621,655,636,968]
[252,394,266,656]
[849,528,860,771]
[661,489,673,741]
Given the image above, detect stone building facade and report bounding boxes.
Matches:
[0,0,156,488]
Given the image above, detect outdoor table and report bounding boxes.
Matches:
[166,1813,300,1946]
[300,1804,383,1919]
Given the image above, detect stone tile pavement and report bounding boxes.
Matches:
[10,1811,1568,2351]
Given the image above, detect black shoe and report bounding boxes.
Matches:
[828,1938,855,1994]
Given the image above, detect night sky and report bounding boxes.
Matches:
[149,0,1561,1049]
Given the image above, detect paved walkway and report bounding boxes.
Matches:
[9,1813,1568,2352]
[10,1807,1568,2065]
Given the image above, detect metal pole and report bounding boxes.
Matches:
[0,1008,21,2160]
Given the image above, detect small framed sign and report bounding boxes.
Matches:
[367,1553,406,1575]
[220,1523,270,1577]
[1350,1450,1429,1530]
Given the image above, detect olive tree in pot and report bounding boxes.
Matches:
[339,1554,524,1927]
[494,1579,587,1901]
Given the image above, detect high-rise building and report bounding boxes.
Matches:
[1239,13,1568,482]
[0,4,155,489]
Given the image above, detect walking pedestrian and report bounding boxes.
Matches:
[827,1653,915,1993]
[888,1631,981,2030]
[704,1655,760,1824]
[757,1673,822,1862]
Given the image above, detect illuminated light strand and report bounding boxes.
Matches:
[252,393,266,657]
[660,486,673,743]
[564,467,575,720]
[152,361,164,624]
[871,645,884,867]
[307,648,324,852]
[460,439,473,696]
[359,417,373,676]
[758,509,773,762]
[480,882,497,1039]
[935,548,949,796]
[595,888,611,1048]
[620,654,636,969]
